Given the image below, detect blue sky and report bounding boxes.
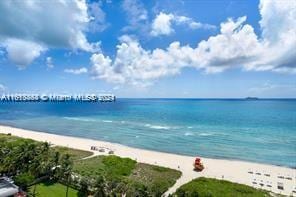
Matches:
[0,0,295,98]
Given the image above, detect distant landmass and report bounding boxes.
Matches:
[245,97,259,100]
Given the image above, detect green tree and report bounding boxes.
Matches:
[51,151,61,179]
[27,142,52,196]
[59,154,73,197]
[94,176,106,197]
[14,172,35,191]
[126,182,148,197]
[30,156,41,196]
[39,142,51,174]
[19,142,38,172]
[78,177,89,197]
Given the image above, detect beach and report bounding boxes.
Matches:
[0,125,295,196]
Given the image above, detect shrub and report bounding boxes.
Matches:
[14,172,35,190]
[175,177,270,197]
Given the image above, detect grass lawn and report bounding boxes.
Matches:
[30,181,78,197]
[53,146,93,160]
[175,177,270,197]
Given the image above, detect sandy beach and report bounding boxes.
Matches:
[0,125,295,196]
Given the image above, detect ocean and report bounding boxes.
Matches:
[0,99,295,168]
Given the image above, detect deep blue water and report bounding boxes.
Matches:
[0,99,295,168]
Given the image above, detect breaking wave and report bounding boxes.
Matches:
[145,124,170,130]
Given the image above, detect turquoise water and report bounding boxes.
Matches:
[0,99,295,168]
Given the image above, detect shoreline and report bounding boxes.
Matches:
[0,125,295,196]
[1,122,293,169]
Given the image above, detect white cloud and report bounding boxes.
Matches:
[0,0,100,68]
[121,0,149,33]
[91,36,196,86]
[91,0,296,87]
[4,39,46,69]
[191,1,296,74]
[88,2,109,33]
[90,17,257,85]
[91,53,125,83]
[151,12,175,36]
[46,57,54,69]
[175,15,216,30]
[151,12,216,36]
[64,67,88,75]
[195,16,262,73]
[243,0,296,73]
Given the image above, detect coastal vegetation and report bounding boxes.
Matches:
[0,133,181,196]
[53,146,93,161]
[1,133,273,197]
[74,156,181,196]
[174,177,271,197]
[130,163,181,196]
[0,133,88,196]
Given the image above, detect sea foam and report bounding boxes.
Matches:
[184,132,194,136]
[198,132,213,136]
[145,124,170,130]
[102,120,113,123]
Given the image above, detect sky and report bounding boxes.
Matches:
[0,0,295,98]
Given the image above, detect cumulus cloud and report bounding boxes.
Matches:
[64,67,88,75]
[243,0,296,73]
[151,12,175,36]
[0,0,100,68]
[151,12,215,36]
[91,36,196,86]
[90,18,251,85]
[91,0,296,86]
[195,16,262,73]
[4,39,46,69]
[91,54,123,83]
